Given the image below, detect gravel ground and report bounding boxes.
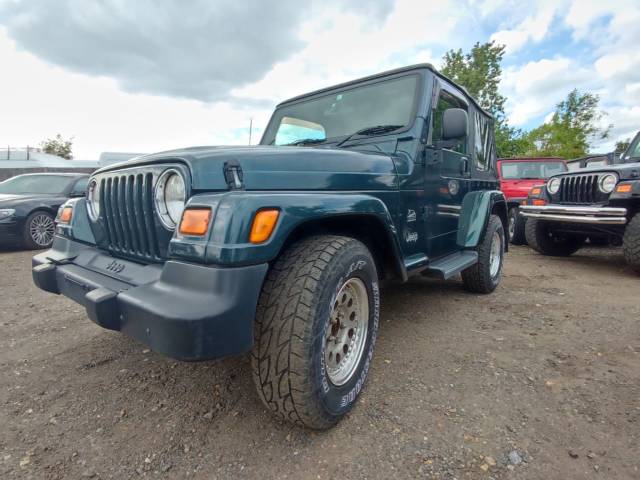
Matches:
[0,245,639,479]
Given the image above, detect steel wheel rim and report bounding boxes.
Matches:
[30,214,54,247]
[489,231,502,278]
[508,214,515,238]
[325,277,369,386]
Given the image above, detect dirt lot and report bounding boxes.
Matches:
[0,245,639,479]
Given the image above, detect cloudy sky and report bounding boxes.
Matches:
[0,0,638,159]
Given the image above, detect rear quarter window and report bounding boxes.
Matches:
[473,112,494,171]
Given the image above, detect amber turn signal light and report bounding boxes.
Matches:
[250,209,279,244]
[532,199,547,206]
[59,206,73,224]
[616,183,632,193]
[530,187,542,196]
[179,208,212,236]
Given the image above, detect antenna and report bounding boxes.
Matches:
[248,117,253,145]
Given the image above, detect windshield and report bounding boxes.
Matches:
[261,75,419,146]
[0,175,73,195]
[500,161,566,180]
[621,133,640,163]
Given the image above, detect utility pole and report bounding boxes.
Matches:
[248,118,253,145]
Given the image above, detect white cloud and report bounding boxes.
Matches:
[502,57,591,125]
[234,0,458,104]
[490,0,563,53]
[0,0,308,103]
[0,0,639,159]
[562,1,640,147]
[0,30,263,159]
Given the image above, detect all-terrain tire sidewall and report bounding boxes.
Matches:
[508,208,517,242]
[461,214,504,294]
[314,253,380,417]
[251,236,380,429]
[623,213,640,274]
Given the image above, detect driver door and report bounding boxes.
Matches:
[425,84,471,258]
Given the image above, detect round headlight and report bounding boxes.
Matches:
[155,170,186,229]
[547,177,561,195]
[598,173,617,194]
[87,179,100,221]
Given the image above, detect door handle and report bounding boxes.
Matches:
[460,157,469,175]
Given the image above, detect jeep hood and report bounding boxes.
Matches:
[96,145,398,191]
[554,161,640,180]
[0,193,66,208]
[500,178,546,200]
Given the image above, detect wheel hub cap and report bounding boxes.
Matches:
[489,231,502,278]
[30,214,54,247]
[325,277,369,386]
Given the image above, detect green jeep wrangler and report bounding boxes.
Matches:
[33,64,507,429]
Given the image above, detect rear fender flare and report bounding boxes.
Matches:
[457,190,508,250]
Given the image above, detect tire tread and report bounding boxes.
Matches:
[251,235,368,429]
[623,212,640,273]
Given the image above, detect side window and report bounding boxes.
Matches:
[474,112,494,171]
[586,158,607,167]
[71,177,88,196]
[432,89,467,154]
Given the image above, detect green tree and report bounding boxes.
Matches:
[40,134,73,159]
[525,90,611,159]
[440,41,527,157]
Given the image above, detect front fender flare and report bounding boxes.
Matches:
[169,191,405,276]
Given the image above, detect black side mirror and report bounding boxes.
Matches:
[442,108,468,140]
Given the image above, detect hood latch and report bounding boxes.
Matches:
[224,159,244,190]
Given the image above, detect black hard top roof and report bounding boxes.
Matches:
[276,63,493,119]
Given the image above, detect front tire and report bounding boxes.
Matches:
[461,214,505,294]
[251,236,380,429]
[22,211,55,250]
[623,213,640,274]
[508,207,527,245]
[525,218,585,256]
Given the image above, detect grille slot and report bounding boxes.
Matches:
[100,172,161,261]
[557,173,603,204]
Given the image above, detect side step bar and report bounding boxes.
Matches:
[422,250,478,280]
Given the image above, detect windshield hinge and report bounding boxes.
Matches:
[224,159,244,190]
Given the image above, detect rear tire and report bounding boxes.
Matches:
[461,214,505,294]
[623,213,640,274]
[251,235,380,429]
[525,218,585,256]
[508,207,527,245]
[22,211,55,250]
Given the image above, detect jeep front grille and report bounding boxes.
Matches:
[556,173,607,204]
[100,172,162,262]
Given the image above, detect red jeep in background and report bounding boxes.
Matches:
[497,157,567,244]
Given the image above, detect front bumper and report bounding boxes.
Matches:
[0,221,22,244]
[520,205,628,225]
[32,237,268,361]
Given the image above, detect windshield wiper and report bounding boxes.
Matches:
[283,138,327,146]
[335,124,404,148]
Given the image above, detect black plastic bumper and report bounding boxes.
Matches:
[0,222,22,244]
[32,240,268,361]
